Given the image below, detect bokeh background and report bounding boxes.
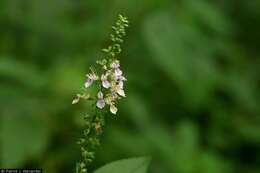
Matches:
[1,0,260,173]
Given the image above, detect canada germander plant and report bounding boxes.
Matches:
[72,15,129,173]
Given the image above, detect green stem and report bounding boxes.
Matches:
[75,110,105,173]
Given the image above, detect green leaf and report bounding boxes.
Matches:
[94,157,151,173]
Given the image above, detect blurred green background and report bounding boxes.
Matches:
[0,0,260,173]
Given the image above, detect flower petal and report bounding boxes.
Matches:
[72,97,80,104]
[84,78,93,88]
[97,91,103,99]
[114,68,122,76]
[96,99,105,109]
[110,104,118,114]
[102,80,110,88]
[117,88,126,97]
[118,81,124,89]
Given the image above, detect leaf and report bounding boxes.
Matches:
[94,157,151,173]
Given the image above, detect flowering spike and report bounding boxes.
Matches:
[73,14,129,173]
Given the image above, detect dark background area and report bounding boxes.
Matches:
[0,0,260,173]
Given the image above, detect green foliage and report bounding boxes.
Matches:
[94,157,151,173]
[0,1,260,173]
[0,100,49,167]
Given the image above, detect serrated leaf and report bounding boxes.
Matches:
[94,157,151,173]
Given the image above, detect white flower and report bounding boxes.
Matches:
[118,81,124,89]
[110,62,126,90]
[101,73,110,89]
[111,84,126,97]
[82,59,126,114]
[111,60,123,76]
[115,75,126,89]
[117,88,126,97]
[114,68,122,76]
[110,104,118,114]
[104,94,118,114]
[85,72,98,88]
[96,91,105,109]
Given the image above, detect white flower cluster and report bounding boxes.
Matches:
[84,59,126,114]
